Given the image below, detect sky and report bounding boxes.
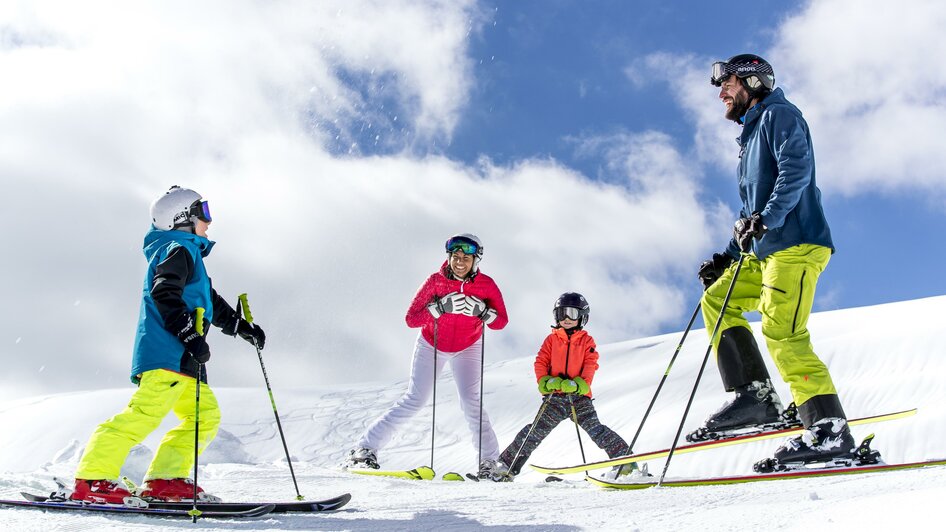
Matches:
[1,0,945,399]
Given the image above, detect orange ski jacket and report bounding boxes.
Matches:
[533,328,599,397]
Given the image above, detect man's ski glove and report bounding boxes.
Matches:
[427,292,466,318]
[172,312,211,363]
[698,252,736,290]
[225,318,266,350]
[573,376,590,396]
[545,376,563,392]
[538,375,553,395]
[734,213,767,252]
[559,379,578,394]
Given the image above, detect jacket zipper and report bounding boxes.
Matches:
[562,336,572,380]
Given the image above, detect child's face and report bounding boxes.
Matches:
[194,219,211,237]
[558,317,578,329]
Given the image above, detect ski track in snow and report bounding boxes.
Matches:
[2,296,946,530]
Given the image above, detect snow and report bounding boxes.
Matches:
[2,295,946,530]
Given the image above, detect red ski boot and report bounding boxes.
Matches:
[70,479,133,504]
[138,478,220,502]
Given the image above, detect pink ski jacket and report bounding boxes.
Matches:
[404,262,508,352]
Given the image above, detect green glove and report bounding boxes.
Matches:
[560,379,578,394]
[574,376,590,396]
[538,376,553,395]
[546,376,563,392]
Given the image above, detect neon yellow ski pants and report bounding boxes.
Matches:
[75,369,220,481]
[701,244,837,407]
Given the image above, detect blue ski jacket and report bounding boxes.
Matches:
[725,87,835,260]
[131,228,215,383]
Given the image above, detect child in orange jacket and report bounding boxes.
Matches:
[482,292,629,481]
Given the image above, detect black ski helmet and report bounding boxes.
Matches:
[553,292,590,328]
[711,54,775,97]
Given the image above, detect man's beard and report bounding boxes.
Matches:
[725,91,752,123]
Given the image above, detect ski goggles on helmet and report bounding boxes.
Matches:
[711,60,774,87]
[554,306,582,322]
[446,235,480,256]
[710,61,739,86]
[188,200,212,223]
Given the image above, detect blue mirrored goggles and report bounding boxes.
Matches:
[446,236,479,255]
[188,200,212,223]
[554,306,582,321]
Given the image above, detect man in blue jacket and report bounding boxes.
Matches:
[694,54,854,466]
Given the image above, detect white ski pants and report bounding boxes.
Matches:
[357,334,499,461]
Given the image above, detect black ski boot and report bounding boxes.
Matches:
[688,380,783,441]
[772,417,856,464]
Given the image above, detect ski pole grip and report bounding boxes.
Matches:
[195,307,205,336]
[238,293,254,324]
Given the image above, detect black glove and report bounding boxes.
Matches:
[733,213,767,252]
[698,252,735,289]
[223,317,266,350]
[172,312,211,364]
[236,319,266,350]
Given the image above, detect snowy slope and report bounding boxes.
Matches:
[1,296,945,531]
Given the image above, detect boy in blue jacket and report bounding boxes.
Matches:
[67,186,265,503]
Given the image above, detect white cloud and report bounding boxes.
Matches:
[631,0,946,197]
[771,0,946,195]
[0,1,720,395]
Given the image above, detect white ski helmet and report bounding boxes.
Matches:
[150,186,209,231]
[445,233,484,270]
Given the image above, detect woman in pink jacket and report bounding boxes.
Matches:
[347,233,508,475]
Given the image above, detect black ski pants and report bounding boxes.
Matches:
[499,394,627,475]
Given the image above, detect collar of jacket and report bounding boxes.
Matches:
[439,260,479,282]
[553,327,586,342]
[143,226,215,257]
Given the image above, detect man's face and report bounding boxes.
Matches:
[719,75,752,123]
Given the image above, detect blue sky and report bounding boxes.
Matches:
[447,0,946,313]
[1,0,944,397]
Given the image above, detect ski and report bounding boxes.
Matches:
[0,495,273,518]
[585,456,946,489]
[530,407,917,475]
[21,491,351,513]
[349,465,435,480]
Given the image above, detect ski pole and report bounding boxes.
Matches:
[501,393,554,479]
[567,394,588,474]
[657,254,746,486]
[238,294,303,500]
[190,307,206,523]
[615,300,702,476]
[430,318,439,470]
[477,325,486,470]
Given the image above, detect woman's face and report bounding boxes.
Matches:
[449,251,475,279]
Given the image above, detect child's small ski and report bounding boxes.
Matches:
[349,466,435,480]
[21,491,350,513]
[0,495,274,519]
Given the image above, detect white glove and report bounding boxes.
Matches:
[463,295,488,317]
[428,292,467,318]
[481,308,498,325]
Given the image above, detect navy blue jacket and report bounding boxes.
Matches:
[725,88,834,260]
